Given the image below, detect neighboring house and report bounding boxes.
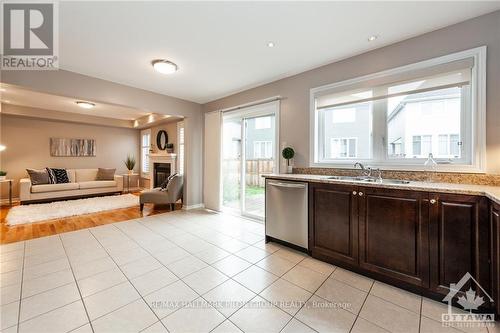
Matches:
[245,116,276,160]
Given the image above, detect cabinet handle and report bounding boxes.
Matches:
[359,192,364,196]
[352,191,357,196]
[430,199,437,204]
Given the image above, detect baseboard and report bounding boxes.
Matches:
[182,203,205,210]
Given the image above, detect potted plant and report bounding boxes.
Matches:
[124,155,136,175]
[282,147,295,174]
[0,171,6,181]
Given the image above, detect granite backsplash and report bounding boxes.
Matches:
[292,168,500,186]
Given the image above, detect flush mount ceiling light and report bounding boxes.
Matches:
[367,35,378,42]
[267,41,275,48]
[76,101,95,109]
[152,59,178,74]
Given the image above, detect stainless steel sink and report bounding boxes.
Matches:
[326,176,410,184]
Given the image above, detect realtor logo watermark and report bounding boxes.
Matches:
[441,272,495,328]
[1,1,58,70]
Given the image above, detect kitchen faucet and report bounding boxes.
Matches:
[354,162,371,177]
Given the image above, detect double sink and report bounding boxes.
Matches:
[324,175,411,185]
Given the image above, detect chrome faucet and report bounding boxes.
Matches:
[354,162,371,177]
[373,168,383,182]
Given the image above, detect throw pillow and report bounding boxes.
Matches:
[160,173,177,191]
[96,168,116,181]
[46,168,70,184]
[26,168,50,185]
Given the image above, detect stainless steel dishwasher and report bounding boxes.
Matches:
[265,179,308,250]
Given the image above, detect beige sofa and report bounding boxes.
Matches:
[20,169,123,204]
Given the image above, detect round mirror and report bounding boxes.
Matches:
[156,130,168,150]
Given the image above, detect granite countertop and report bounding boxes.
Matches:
[263,174,500,205]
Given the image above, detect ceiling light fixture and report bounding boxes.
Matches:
[76,101,95,109]
[267,41,275,48]
[368,35,378,42]
[152,59,178,74]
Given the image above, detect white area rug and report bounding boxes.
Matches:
[6,194,139,226]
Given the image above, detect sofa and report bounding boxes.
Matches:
[20,169,123,204]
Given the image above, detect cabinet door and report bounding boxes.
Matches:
[491,202,500,318]
[429,193,490,298]
[309,183,359,266]
[358,187,430,287]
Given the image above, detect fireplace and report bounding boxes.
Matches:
[153,162,171,187]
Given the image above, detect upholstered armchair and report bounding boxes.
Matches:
[139,174,183,211]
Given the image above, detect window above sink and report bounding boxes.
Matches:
[310,47,486,172]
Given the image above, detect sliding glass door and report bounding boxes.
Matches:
[221,101,279,220]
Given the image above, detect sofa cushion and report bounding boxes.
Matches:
[26,168,49,185]
[31,183,79,193]
[47,168,70,184]
[79,180,117,189]
[75,169,98,182]
[66,169,76,183]
[96,168,116,181]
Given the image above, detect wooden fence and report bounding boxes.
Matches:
[222,159,274,187]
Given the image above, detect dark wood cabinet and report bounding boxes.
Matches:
[309,183,359,266]
[307,181,495,316]
[491,202,500,318]
[358,187,430,287]
[429,193,490,299]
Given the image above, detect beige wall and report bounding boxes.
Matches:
[0,113,140,199]
[2,69,203,206]
[149,120,180,155]
[203,10,500,173]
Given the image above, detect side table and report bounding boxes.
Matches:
[122,173,140,193]
[0,179,13,206]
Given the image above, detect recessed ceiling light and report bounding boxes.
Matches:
[267,41,275,48]
[76,101,95,109]
[368,35,378,42]
[152,60,178,74]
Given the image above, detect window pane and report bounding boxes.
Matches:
[387,86,462,159]
[450,134,460,157]
[321,102,372,160]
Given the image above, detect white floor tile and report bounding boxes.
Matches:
[18,300,88,333]
[144,280,198,319]
[166,255,207,278]
[203,279,255,317]
[370,281,422,314]
[255,254,296,276]
[19,282,80,322]
[1,283,21,305]
[260,278,312,316]
[229,296,292,333]
[72,256,116,280]
[23,258,70,281]
[315,278,368,315]
[22,269,74,299]
[281,318,317,333]
[296,295,356,333]
[351,317,389,333]
[282,265,328,293]
[233,266,278,293]
[131,267,178,296]
[234,246,269,264]
[83,281,140,320]
[140,321,169,333]
[182,266,228,295]
[211,320,243,333]
[299,257,336,276]
[162,298,225,333]
[92,299,158,333]
[77,267,127,297]
[212,255,252,277]
[0,300,19,330]
[331,267,374,292]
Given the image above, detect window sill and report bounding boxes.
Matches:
[309,162,486,174]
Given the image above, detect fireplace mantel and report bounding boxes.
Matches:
[148,153,176,189]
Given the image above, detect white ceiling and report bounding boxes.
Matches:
[0,84,150,120]
[57,2,500,103]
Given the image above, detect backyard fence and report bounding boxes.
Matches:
[222,158,274,187]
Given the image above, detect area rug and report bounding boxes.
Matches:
[6,194,139,226]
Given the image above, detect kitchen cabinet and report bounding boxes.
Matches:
[358,187,430,287]
[308,181,494,313]
[491,202,500,318]
[429,193,490,299]
[309,183,359,266]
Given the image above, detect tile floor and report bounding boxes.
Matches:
[0,210,498,333]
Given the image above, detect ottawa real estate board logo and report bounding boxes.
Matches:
[1,1,58,70]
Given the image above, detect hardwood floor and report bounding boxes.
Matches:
[0,195,179,244]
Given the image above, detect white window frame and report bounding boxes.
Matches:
[140,129,151,178]
[309,46,487,172]
[177,121,185,175]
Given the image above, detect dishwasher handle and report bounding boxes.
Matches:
[268,181,307,189]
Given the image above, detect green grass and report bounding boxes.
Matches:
[245,186,264,196]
